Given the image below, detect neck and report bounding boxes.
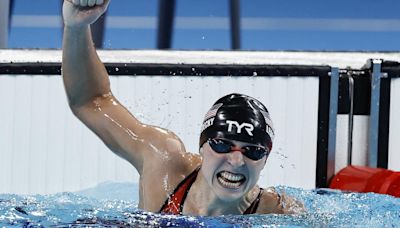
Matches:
[184,169,259,216]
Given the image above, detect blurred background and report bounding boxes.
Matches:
[1,0,400,195]
[1,0,400,50]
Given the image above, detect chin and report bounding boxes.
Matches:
[216,192,244,202]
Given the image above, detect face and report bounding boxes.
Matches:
[199,138,268,202]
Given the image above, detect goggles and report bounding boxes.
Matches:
[208,138,269,161]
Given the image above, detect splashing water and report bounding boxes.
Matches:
[0,183,399,227]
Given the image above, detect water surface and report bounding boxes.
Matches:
[1,183,399,227]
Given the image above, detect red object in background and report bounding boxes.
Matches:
[330,165,400,197]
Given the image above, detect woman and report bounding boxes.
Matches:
[62,0,304,215]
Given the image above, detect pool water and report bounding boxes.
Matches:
[1,183,399,227]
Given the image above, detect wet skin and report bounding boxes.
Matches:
[62,0,305,215]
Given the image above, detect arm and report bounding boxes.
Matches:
[278,191,306,214]
[62,0,110,108]
[259,187,306,214]
[61,0,187,174]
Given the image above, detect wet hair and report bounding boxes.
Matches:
[200,93,275,151]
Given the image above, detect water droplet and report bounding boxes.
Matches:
[115,67,119,72]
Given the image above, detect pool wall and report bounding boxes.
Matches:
[0,50,399,195]
[389,76,400,170]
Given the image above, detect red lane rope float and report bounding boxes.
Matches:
[330,165,400,197]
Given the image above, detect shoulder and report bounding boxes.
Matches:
[257,187,306,214]
[140,126,202,186]
[144,125,202,171]
[138,138,202,211]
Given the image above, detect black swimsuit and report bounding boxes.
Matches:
[160,167,263,214]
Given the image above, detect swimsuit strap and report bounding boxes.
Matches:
[159,167,201,214]
[243,188,264,214]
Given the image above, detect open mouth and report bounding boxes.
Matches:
[217,171,246,189]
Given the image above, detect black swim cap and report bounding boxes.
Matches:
[200,93,275,151]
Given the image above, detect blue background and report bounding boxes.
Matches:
[8,0,400,51]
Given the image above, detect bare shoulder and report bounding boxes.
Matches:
[138,128,202,211]
[141,125,202,173]
[257,187,306,214]
[140,125,202,191]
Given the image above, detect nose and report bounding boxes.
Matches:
[227,150,245,167]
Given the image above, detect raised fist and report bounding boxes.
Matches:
[63,0,110,27]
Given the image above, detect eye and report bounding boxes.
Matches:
[243,146,267,160]
[209,139,232,153]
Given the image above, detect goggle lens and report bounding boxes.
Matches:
[208,138,269,161]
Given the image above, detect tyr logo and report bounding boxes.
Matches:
[226,120,254,136]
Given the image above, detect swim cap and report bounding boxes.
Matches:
[200,93,275,151]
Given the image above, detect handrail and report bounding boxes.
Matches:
[347,72,355,165]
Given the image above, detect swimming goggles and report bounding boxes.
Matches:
[208,138,269,161]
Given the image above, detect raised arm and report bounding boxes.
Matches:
[61,0,188,174]
[62,0,111,108]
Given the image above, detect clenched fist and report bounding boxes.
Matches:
[63,0,110,27]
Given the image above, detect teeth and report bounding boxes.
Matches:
[88,0,96,7]
[80,0,88,7]
[220,171,244,182]
[218,176,241,188]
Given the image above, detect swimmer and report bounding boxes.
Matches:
[62,0,305,215]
